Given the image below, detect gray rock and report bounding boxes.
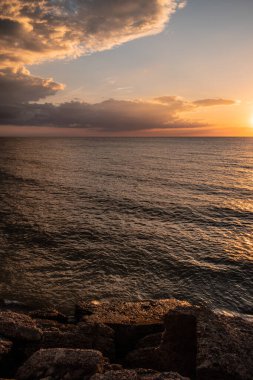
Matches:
[0,311,42,341]
[16,348,104,380]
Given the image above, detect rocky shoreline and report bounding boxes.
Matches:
[0,299,252,380]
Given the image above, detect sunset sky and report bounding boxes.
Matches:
[1,0,253,136]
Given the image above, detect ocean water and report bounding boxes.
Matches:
[0,137,252,314]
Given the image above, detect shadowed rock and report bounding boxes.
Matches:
[0,299,251,380]
[0,311,42,341]
[111,323,163,360]
[90,369,190,379]
[29,309,68,324]
[125,305,197,378]
[34,320,115,360]
[136,332,163,349]
[196,309,253,380]
[16,348,104,380]
[76,299,191,362]
[0,337,12,359]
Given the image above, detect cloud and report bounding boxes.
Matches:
[156,96,236,109]
[0,97,205,132]
[0,67,64,104]
[194,98,236,107]
[0,0,237,135]
[0,0,186,68]
[0,0,186,105]
[0,94,238,133]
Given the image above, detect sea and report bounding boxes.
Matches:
[0,137,252,314]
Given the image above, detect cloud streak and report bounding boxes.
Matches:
[193,98,236,107]
[0,96,236,133]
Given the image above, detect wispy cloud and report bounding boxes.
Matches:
[193,98,236,107]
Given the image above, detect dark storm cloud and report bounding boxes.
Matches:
[0,98,205,132]
[0,68,64,104]
[0,94,238,133]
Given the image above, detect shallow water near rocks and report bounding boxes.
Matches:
[0,137,252,313]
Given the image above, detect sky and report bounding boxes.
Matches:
[0,0,253,137]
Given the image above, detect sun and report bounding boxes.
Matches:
[250,115,253,127]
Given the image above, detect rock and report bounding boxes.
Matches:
[111,323,163,360]
[125,305,197,379]
[75,299,192,324]
[136,332,163,348]
[0,337,12,359]
[104,363,123,371]
[125,347,158,372]
[196,309,253,380]
[16,348,104,380]
[29,309,68,323]
[75,299,188,361]
[35,320,115,360]
[0,337,13,376]
[90,369,189,379]
[135,369,190,379]
[0,299,31,314]
[158,308,197,378]
[0,311,42,341]
[90,370,138,379]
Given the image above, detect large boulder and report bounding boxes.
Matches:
[34,319,115,360]
[75,299,192,324]
[126,305,253,380]
[16,348,104,380]
[125,305,197,379]
[75,299,190,362]
[0,311,42,341]
[157,308,197,378]
[196,309,253,380]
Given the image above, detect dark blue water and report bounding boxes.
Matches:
[0,137,252,313]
